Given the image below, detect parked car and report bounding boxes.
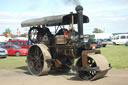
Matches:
[1,45,27,56]
[0,42,6,46]
[87,38,97,49]
[0,48,8,58]
[6,40,31,49]
[125,41,128,46]
[96,39,103,48]
[112,34,128,45]
[88,39,102,48]
[101,39,113,47]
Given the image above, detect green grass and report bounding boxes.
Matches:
[0,56,26,69]
[100,45,128,69]
[0,45,128,69]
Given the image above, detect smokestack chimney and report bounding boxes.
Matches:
[75,5,83,38]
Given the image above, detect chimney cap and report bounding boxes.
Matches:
[75,5,83,11]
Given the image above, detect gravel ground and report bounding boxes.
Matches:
[0,69,128,85]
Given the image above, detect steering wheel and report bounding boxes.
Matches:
[28,27,39,43]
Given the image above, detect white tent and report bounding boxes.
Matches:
[0,36,9,42]
[94,33,113,39]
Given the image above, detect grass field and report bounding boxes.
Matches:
[0,45,128,69]
[0,56,26,69]
[100,45,128,69]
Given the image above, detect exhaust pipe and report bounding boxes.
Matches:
[75,5,83,40]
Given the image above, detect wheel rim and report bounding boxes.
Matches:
[27,44,52,76]
[27,45,44,75]
[76,57,97,80]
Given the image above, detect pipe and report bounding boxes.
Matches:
[75,5,83,37]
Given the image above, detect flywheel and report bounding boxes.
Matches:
[27,44,52,76]
[76,54,110,80]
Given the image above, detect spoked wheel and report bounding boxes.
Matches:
[76,57,97,80]
[27,44,52,76]
[76,54,110,80]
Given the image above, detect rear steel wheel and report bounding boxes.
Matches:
[27,44,52,76]
[76,54,110,80]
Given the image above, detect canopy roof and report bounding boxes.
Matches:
[21,13,89,27]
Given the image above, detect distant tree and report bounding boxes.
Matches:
[92,28,104,33]
[2,31,14,38]
[20,33,27,37]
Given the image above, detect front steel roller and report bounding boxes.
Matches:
[76,54,110,80]
[27,44,52,76]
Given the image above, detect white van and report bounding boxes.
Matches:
[112,34,128,45]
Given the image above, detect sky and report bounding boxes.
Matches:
[0,0,128,35]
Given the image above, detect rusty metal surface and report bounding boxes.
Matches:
[81,50,101,67]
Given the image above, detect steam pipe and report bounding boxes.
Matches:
[70,12,74,30]
[71,12,74,29]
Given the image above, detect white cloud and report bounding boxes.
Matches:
[105,16,128,22]
[0,10,72,34]
[0,19,20,24]
[0,1,128,35]
[0,11,47,34]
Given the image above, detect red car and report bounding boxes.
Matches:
[1,45,27,56]
[6,40,31,49]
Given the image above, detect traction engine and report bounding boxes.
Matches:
[21,5,111,80]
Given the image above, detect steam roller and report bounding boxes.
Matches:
[27,44,110,80]
[21,5,111,80]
